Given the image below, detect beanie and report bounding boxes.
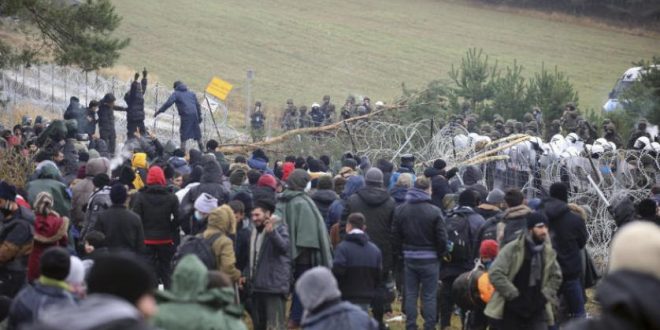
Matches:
[194,193,218,214]
[287,169,310,191]
[433,159,447,170]
[229,169,247,186]
[0,181,17,201]
[88,253,155,305]
[66,256,86,286]
[458,189,478,208]
[146,166,166,186]
[295,267,342,313]
[486,189,505,204]
[365,168,384,186]
[317,175,333,190]
[257,174,278,191]
[308,159,322,173]
[527,211,548,229]
[40,247,70,281]
[479,240,499,260]
[550,182,569,202]
[110,184,128,205]
[93,173,110,189]
[609,221,660,281]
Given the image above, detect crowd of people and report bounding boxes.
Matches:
[0,89,659,330]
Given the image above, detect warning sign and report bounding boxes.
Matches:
[205,76,233,101]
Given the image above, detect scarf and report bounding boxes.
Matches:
[525,232,544,287]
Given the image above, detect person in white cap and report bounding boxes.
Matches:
[184,193,218,235]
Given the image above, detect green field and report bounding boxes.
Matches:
[112,0,659,117]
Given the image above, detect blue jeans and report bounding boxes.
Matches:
[559,278,586,320]
[404,259,439,330]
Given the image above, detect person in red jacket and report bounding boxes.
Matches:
[27,192,69,282]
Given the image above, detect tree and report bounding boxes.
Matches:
[621,57,660,126]
[448,48,498,118]
[398,80,452,124]
[492,60,529,120]
[0,0,129,71]
[526,64,579,122]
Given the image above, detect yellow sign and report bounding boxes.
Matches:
[205,76,233,101]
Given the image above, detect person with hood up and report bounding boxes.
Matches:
[63,96,87,136]
[248,149,271,173]
[328,175,365,242]
[131,152,149,191]
[389,173,413,207]
[423,159,452,209]
[124,69,148,139]
[541,182,588,322]
[131,166,180,288]
[202,205,242,283]
[388,154,416,190]
[97,93,127,155]
[25,163,71,219]
[180,156,230,232]
[296,266,378,330]
[27,192,69,282]
[153,255,247,330]
[0,181,35,297]
[35,253,158,330]
[9,247,76,329]
[311,175,338,231]
[80,173,112,241]
[71,157,111,226]
[275,169,333,328]
[94,184,145,254]
[156,81,204,150]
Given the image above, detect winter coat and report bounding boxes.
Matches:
[93,205,145,254]
[27,213,69,282]
[424,168,452,208]
[392,188,447,261]
[154,255,247,330]
[389,186,408,207]
[124,79,147,122]
[341,186,395,273]
[275,190,333,267]
[131,185,179,241]
[332,232,382,304]
[497,204,532,246]
[440,206,485,279]
[97,102,126,133]
[157,83,202,141]
[71,157,111,225]
[9,280,76,328]
[301,301,379,330]
[203,205,241,282]
[63,99,86,135]
[248,219,291,295]
[564,271,660,330]
[541,198,588,281]
[476,203,501,221]
[484,233,562,325]
[312,189,339,231]
[247,156,270,173]
[180,158,229,234]
[25,165,72,218]
[0,206,34,270]
[81,186,111,239]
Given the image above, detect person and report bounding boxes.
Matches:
[84,100,99,137]
[602,123,623,149]
[97,93,127,155]
[423,159,452,209]
[498,188,532,245]
[94,184,145,254]
[203,205,241,283]
[476,188,505,220]
[25,163,72,218]
[153,255,247,330]
[392,177,447,330]
[541,182,588,321]
[36,253,158,330]
[626,118,651,149]
[564,221,660,330]
[310,103,324,127]
[340,96,357,120]
[332,213,382,312]
[80,173,112,240]
[250,101,266,142]
[328,175,365,236]
[26,192,69,282]
[390,173,413,207]
[71,157,111,227]
[281,99,298,131]
[311,175,338,230]
[180,156,230,233]
[248,200,291,330]
[296,266,379,330]
[485,212,562,330]
[63,96,86,135]
[227,200,251,273]
[388,154,416,190]
[320,95,336,125]
[9,247,76,329]
[298,106,312,128]
[155,81,204,150]
[340,168,395,328]
[124,69,148,139]
[0,182,34,297]
[131,166,180,288]
[466,239,499,330]
[82,230,108,259]
[275,169,333,328]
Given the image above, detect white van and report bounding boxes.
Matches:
[603,65,659,112]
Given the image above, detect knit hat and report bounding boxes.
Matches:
[257,174,278,191]
[308,159,322,173]
[93,173,110,189]
[527,198,542,210]
[365,168,384,186]
[317,175,333,190]
[40,247,70,281]
[549,182,569,202]
[462,165,483,186]
[34,191,54,216]
[0,181,17,201]
[110,184,128,205]
[87,149,100,160]
[486,188,505,204]
[194,193,218,214]
[88,253,156,305]
[458,189,478,208]
[287,169,310,191]
[66,256,86,286]
[146,166,166,186]
[295,267,342,313]
[229,169,247,186]
[480,240,499,260]
[527,211,548,229]
[433,159,447,170]
[609,221,660,281]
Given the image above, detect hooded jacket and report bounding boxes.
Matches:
[124,79,147,122]
[26,164,72,218]
[497,204,532,246]
[389,186,408,206]
[203,205,241,282]
[94,205,145,254]
[332,231,382,304]
[71,157,111,225]
[424,167,452,208]
[312,189,338,231]
[301,301,379,330]
[27,211,69,282]
[0,206,34,270]
[541,197,588,281]
[153,255,247,330]
[157,83,202,141]
[131,183,179,242]
[180,158,230,233]
[248,217,291,295]
[9,279,77,328]
[328,176,365,231]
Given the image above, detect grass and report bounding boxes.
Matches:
[111,0,659,119]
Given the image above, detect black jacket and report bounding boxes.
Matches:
[332,232,382,304]
[124,79,147,122]
[131,185,179,241]
[389,186,407,207]
[311,189,338,231]
[342,186,395,273]
[94,205,145,254]
[392,188,447,261]
[97,102,125,132]
[179,158,229,234]
[424,167,452,209]
[542,198,588,281]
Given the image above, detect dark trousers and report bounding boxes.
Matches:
[439,275,459,328]
[289,264,312,324]
[558,278,586,321]
[251,292,286,330]
[99,129,116,155]
[144,244,175,289]
[0,269,26,298]
[404,259,439,330]
[499,309,546,330]
[371,282,387,330]
[127,120,147,138]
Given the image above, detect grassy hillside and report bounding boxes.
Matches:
[112,0,659,117]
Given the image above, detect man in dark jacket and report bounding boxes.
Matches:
[131,166,179,288]
[156,81,203,150]
[97,93,127,155]
[63,96,86,135]
[25,163,72,218]
[248,200,291,330]
[498,188,532,246]
[94,184,145,254]
[311,175,338,231]
[542,182,588,321]
[392,177,447,330]
[124,69,148,139]
[180,156,230,233]
[341,167,395,328]
[84,100,99,137]
[476,188,505,221]
[333,213,382,313]
[423,159,452,209]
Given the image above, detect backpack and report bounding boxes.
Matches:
[172,233,222,270]
[444,210,473,264]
